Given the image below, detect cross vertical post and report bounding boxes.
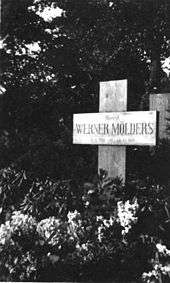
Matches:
[73,79,157,182]
[98,80,127,182]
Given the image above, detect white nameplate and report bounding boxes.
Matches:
[73,111,157,146]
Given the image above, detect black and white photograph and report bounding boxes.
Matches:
[0,0,170,282]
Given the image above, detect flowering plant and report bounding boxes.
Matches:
[117,198,139,236]
[0,167,170,282]
[142,242,170,283]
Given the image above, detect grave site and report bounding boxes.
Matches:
[1,0,170,282]
[73,80,157,182]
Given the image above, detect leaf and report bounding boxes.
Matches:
[158,225,165,232]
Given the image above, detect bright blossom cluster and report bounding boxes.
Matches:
[156,243,170,256]
[142,263,170,282]
[0,211,37,245]
[0,210,85,249]
[37,210,83,245]
[142,268,160,282]
[67,210,81,223]
[142,243,170,282]
[67,210,82,239]
[10,211,37,233]
[37,217,62,245]
[117,198,139,235]
[0,221,12,245]
[96,215,116,242]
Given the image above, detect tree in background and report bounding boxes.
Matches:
[0,0,170,178]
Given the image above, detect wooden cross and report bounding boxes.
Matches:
[73,80,157,182]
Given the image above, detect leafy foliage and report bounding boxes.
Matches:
[127,140,170,183]
[0,167,170,282]
[1,2,170,281]
[1,0,170,178]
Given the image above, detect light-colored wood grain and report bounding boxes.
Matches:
[150,93,170,140]
[98,80,127,181]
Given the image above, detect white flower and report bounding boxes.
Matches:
[0,222,11,245]
[0,211,37,245]
[142,260,170,282]
[67,210,80,223]
[76,242,89,251]
[96,215,116,242]
[97,225,104,242]
[156,243,170,256]
[156,243,166,253]
[11,211,37,232]
[96,216,103,221]
[37,217,61,245]
[161,264,170,274]
[85,201,90,206]
[96,215,115,227]
[117,198,139,235]
[67,210,82,238]
[109,216,115,226]
[82,243,88,251]
[103,219,110,228]
[142,269,159,280]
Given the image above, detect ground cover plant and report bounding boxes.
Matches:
[0,167,170,282]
